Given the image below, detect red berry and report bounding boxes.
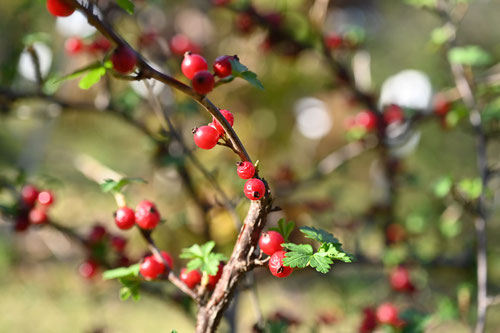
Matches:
[259,231,284,256]
[170,34,200,56]
[15,217,30,232]
[140,255,165,280]
[181,53,208,80]
[384,104,404,124]
[213,55,233,78]
[207,262,224,289]
[111,47,137,74]
[237,161,255,179]
[29,208,47,225]
[213,0,231,6]
[114,206,135,230]
[325,34,343,49]
[192,70,215,95]
[79,259,99,279]
[88,225,107,243]
[21,185,39,206]
[37,190,54,206]
[211,109,234,136]
[180,268,202,289]
[359,308,377,333]
[390,266,415,293]
[376,303,399,325]
[386,224,406,244]
[193,125,219,150]
[88,36,111,54]
[244,178,266,200]
[160,251,174,269]
[110,235,127,252]
[65,37,84,55]
[235,13,254,33]
[46,0,75,17]
[135,200,161,229]
[434,97,451,117]
[268,251,293,278]
[355,110,377,131]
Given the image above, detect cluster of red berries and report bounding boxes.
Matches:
[139,251,174,280]
[16,185,55,231]
[359,303,404,332]
[179,262,224,290]
[181,52,234,95]
[114,200,161,230]
[345,105,405,134]
[64,36,111,56]
[259,231,292,278]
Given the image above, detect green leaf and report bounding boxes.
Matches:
[116,0,134,14]
[55,61,103,83]
[404,0,437,7]
[448,46,492,67]
[229,58,264,90]
[100,177,147,193]
[282,243,313,268]
[79,66,106,89]
[431,26,454,45]
[309,253,333,273]
[180,242,227,275]
[120,286,132,300]
[103,264,140,280]
[434,176,453,198]
[269,219,295,242]
[240,71,264,90]
[299,226,340,244]
[458,177,482,200]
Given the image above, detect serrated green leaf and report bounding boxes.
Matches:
[299,226,340,244]
[269,219,295,242]
[202,241,215,257]
[448,46,492,67]
[282,243,314,268]
[186,258,203,271]
[434,176,453,198]
[116,0,134,14]
[79,66,106,89]
[181,242,227,275]
[309,253,333,273]
[180,244,204,259]
[103,264,140,280]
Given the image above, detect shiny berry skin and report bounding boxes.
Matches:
[79,259,99,279]
[268,251,293,278]
[390,266,415,293]
[65,37,84,55]
[359,308,378,333]
[355,110,377,131]
[140,255,165,280]
[244,178,266,200]
[384,104,404,124]
[180,268,202,289]
[181,53,208,80]
[259,231,284,256]
[15,217,30,232]
[213,55,233,78]
[160,251,174,269]
[135,200,161,229]
[193,125,219,150]
[21,185,39,206]
[29,208,48,225]
[212,109,234,136]
[207,262,224,289]
[111,47,137,74]
[192,70,215,95]
[46,0,75,17]
[236,161,255,179]
[114,206,135,230]
[37,190,54,206]
[110,235,127,252]
[169,34,200,56]
[376,303,399,325]
[88,225,107,243]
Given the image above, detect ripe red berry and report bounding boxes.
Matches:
[37,190,54,206]
[207,262,224,289]
[259,231,284,256]
[244,178,266,200]
[213,55,233,78]
[325,34,343,49]
[65,37,84,55]
[160,251,174,269]
[111,47,137,74]
[211,109,234,136]
[79,259,99,279]
[359,308,378,333]
[384,104,405,124]
[180,268,202,289]
[170,34,200,56]
[268,251,293,278]
[15,217,30,232]
[88,36,111,54]
[376,303,399,325]
[46,0,75,17]
[181,53,208,80]
[21,185,39,206]
[434,97,451,117]
[355,110,377,131]
[193,125,219,150]
[390,266,415,293]
[237,161,255,179]
[110,235,127,252]
[192,70,215,95]
[88,225,107,243]
[140,255,165,280]
[135,200,161,229]
[29,208,48,225]
[114,206,135,230]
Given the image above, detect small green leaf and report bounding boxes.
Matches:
[299,226,340,244]
[116,0,134,14]
[180,242,227,275]
[434,176,453,197]
[448,46,492,67]
[269,219,295,242]
[100,177,147,193]
[103,263,140,280]
[120,286,132,300]
[229,58,264,90]
[79,66,106,89]
[458,177,482,200]
[240,71,264,90]
[55,61,103,83]
[404,0,437,7]
[431,26,454,45]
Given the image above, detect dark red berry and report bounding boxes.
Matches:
[135,200,161,229]
[29,208,47,225]
[259,231,284,256]
[207,262,224,289]
[434,97,451,117]
[181,53,208,80]
[268,251,293,278]
[213,55,233,78]
[170,34,200,56]
[386,224,406,244]
[160,251,174,269]
[65,37,84,55]
[46,0,75,17]
[325,34,343,49]
[140,255,165,280]
[193,125,219,150]
[235,13,254,33]
[88,36,111,54]
[211,109,234,136]
[390,266,415,293]
[244,178,266,200]
[110,235,127,252]
[79,259,99,279]
[237,161,255,179]
[359,308,378,333]
[114,206,135,230]
[376,303,400,326]
[21,185,39,206]
[88,225,107,243]
[192,70,215,95]
[111,47,137,74]
[180,268,202,289]
[384,104,404,124]
[37,190,54,206]
[15,217,30,232]
[355,110,377,131]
